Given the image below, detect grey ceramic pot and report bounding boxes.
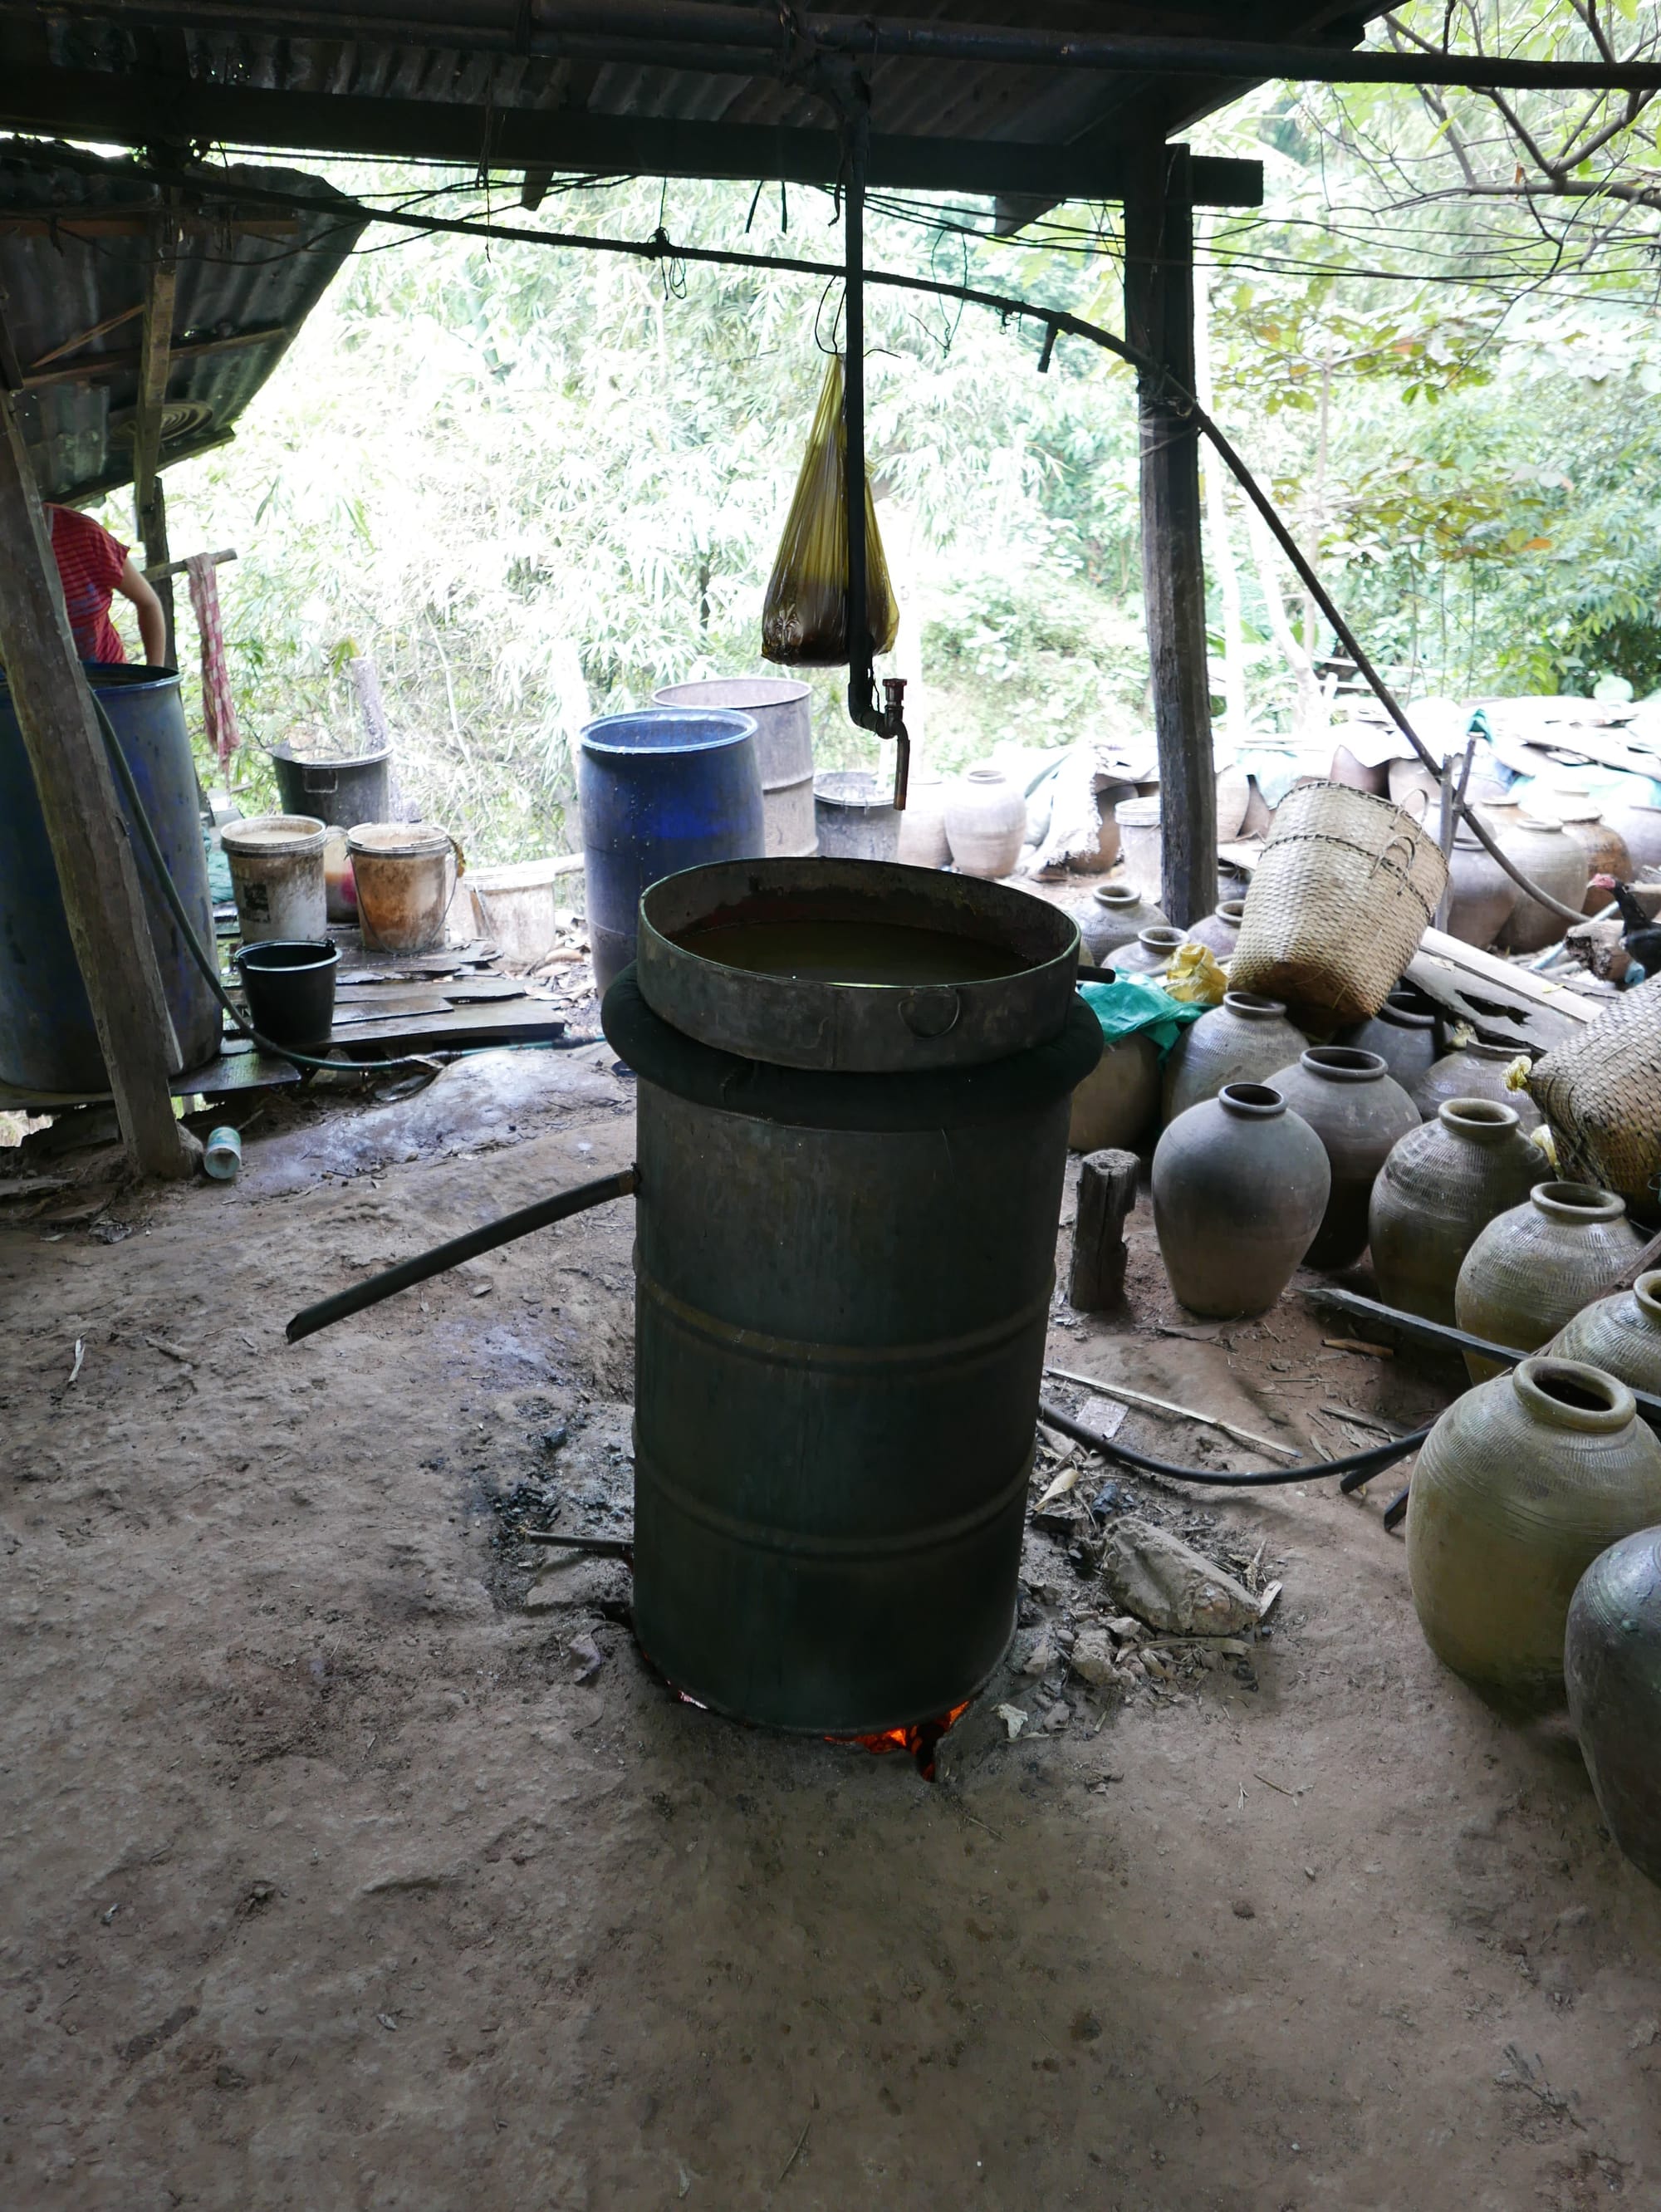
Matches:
[1337,993,1439,1089]
[1151,1081,1331,1318]
[1368,1096,1548,1326]
[1567,1527,1661,1886]
[1161,991,1306,1123]
[1409,1038,1542,1131]
[1264,1046,1420,1271]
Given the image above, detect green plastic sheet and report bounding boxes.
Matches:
[1077,976,1206,1062]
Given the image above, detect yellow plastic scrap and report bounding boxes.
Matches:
[1503,1053,1533,1094]
[1163,941,1228,1005]
[1529,1123,1558,1168]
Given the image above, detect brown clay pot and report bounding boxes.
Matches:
[1263,1046,1421,1270]
[1567,1528,1661,1886]
[1367,1097,1548,1326]
[1240,777,1274,839]
[1337,993,1438,1090]
[1548,1270,1661,1398]
[1215,763,1251,840]
[1604,795,1661,877]
[1330,743,1389,795]
[1494,818,1589,953]
[1409,1038,1542,1131]
[943,766,1026,880]
[1161,990,1306,1123]
[1409,1356,1661,1699]
[1455,1181,1649,1381]
[1068,1032,1161,1154]
[1151,1081,1331,1317]
[1076,885,1169,964]
[1443,827,1515,949]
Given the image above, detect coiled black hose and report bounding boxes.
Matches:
[1038,1396,1428,1493]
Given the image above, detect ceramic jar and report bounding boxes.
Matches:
[1076,884,1169,964]
[1111,925,1186,978]
[1495,818,1589,952]
[1264,1047,1420,1270]
[1069,1032,1161,1153]
[1215,763,1251,841]
[1409,1038,1542,1131]
[1604,795,1661,877]
[1338,993,1439,1090]
[1548,1270,1661,1397]
[943,766,1026,880]
[1183,899,1247,960]
[1241,778,1274,839]
[1151,1081,1331,1317]
[1330,743,1389,795]
[1161,991,1306,1123]
[896,772,951,869]
[1408,1356,1661,1699]
[1556,806,1633,913]
[1443,827,1515,949]
[1114,797,1163,904]
[1566,1528,1661,1886]
[1456,1181,1649,1381]
[1368,1097,1547,1325]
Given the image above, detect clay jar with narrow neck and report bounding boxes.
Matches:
[1264,1047,1420,1270]
[1408,1356,1661,1699]
[1566,1528,1661,1886]
[1151,1081,1331,1318]
[1548,1270,1661,1397]
[1111,925,1186,978]
[1456,1180,1648,1381]
[1409,1037,1542,1131]
[1338,993,1438,1089]
[1076,884,1169,964]
[1443,826,1516,949]
[943,766,1026,880]
[896,772,950,869]
[1183,898,1247,961]
[1494,817,1590,952]
[1605,795,1661,877]
[1161,990,1306,1123]
[1367,1097,1546,1325]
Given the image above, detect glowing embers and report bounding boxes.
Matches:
[827,1700,973,1782]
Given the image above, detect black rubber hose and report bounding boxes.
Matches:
[91,691,588,1077]
[1038,1396,1428,1492]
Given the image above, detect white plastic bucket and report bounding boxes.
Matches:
[347,822,463,954]
[1114,796,1163,905]
[220,813,328,944]
[466,857,566,965]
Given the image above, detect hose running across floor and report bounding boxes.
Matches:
[1038,1396,1428,1493]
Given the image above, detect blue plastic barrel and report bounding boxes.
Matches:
[0,665,221,1095]
[578,708,765,993]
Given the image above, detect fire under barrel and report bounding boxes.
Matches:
[602,859,1100,1735]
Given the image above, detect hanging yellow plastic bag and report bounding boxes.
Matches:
[762,354,899,666]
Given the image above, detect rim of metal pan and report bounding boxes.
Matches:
[635,857,1080,1073]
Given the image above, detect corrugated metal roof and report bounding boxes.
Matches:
[0,145,365,505]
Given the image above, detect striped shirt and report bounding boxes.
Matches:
[47,505,129,665]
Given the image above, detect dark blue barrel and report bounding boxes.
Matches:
[0,665,220,1094]
[578,708,764,994]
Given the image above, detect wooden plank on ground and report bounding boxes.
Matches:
[318,1002,571,1053]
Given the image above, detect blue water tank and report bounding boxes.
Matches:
[579,708,765,993]
[0,665,221,1095]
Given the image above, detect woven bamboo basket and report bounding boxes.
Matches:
[1529,976,1661,1224]
[1230,781,1449,1023]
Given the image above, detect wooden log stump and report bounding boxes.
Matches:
[1068,1148,1140,1312]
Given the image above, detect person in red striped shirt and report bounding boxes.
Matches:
[47,503,167,666]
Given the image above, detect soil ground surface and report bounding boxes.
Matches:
[3,1045,1660,2212]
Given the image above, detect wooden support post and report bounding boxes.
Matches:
[1068,1148,1140,1311]
[135,213,179,666]
[0,390,195,1178]
[1124,141,1217,929]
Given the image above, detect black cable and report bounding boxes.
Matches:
[1038,1396,1428,1493]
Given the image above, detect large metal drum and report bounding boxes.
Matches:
[654,677,816,858]
[602,860,1099,1734]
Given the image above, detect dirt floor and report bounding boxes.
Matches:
[3,1042,1661,2212]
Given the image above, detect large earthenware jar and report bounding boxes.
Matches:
[1368,1097,1547,1325]
[1408,1356,1661,1699]
[1604,795,1661,877]
[1112,925,1186,978]
[943,766,1026,880]
[1264,1047,1420,1270]
[1456,1181,1648,1381]
[1566,1528,1661,1886]
[1548,1271,1661,1397]
[1443,826,1515,949]
[1215,763,1251,841]
[1409,1037,1541,1131]
[1161,990,1306,1123]
[1495,818,1589,953]
[1151,1081,1331,1317]
[1338,992,1438,1089]
[896,771,951,869]
[1552,800,1632,914]
[1069,1032,1162,1153]
[1077,883,1169,964]
[1183,898,1247,961]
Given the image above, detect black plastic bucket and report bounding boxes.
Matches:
[235,939,340,1050]
[270,746,391,831]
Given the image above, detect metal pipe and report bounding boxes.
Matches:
[285,1165,639,1341]
[61,1,1661,91]
[843,99,870,744]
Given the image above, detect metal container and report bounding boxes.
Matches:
[270,743,391,831]
[636,857,1080,1072]
[814,768,900,861]
[654,677,815,857]
[0,663,220,1094]
[579,707,765,995]
[604,947,1101,1734]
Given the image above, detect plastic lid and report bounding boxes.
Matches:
[220,813,326,851]
[1115,797,1161,825]
[346,822,454,858]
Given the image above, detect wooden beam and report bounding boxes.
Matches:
[135,213,179,665]
[1124,140,1215,929]
[144,544,236,583]
[0,389,194,1177]
[22,323,291,391]
[27,301,144,370]
[0,213,300,237]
